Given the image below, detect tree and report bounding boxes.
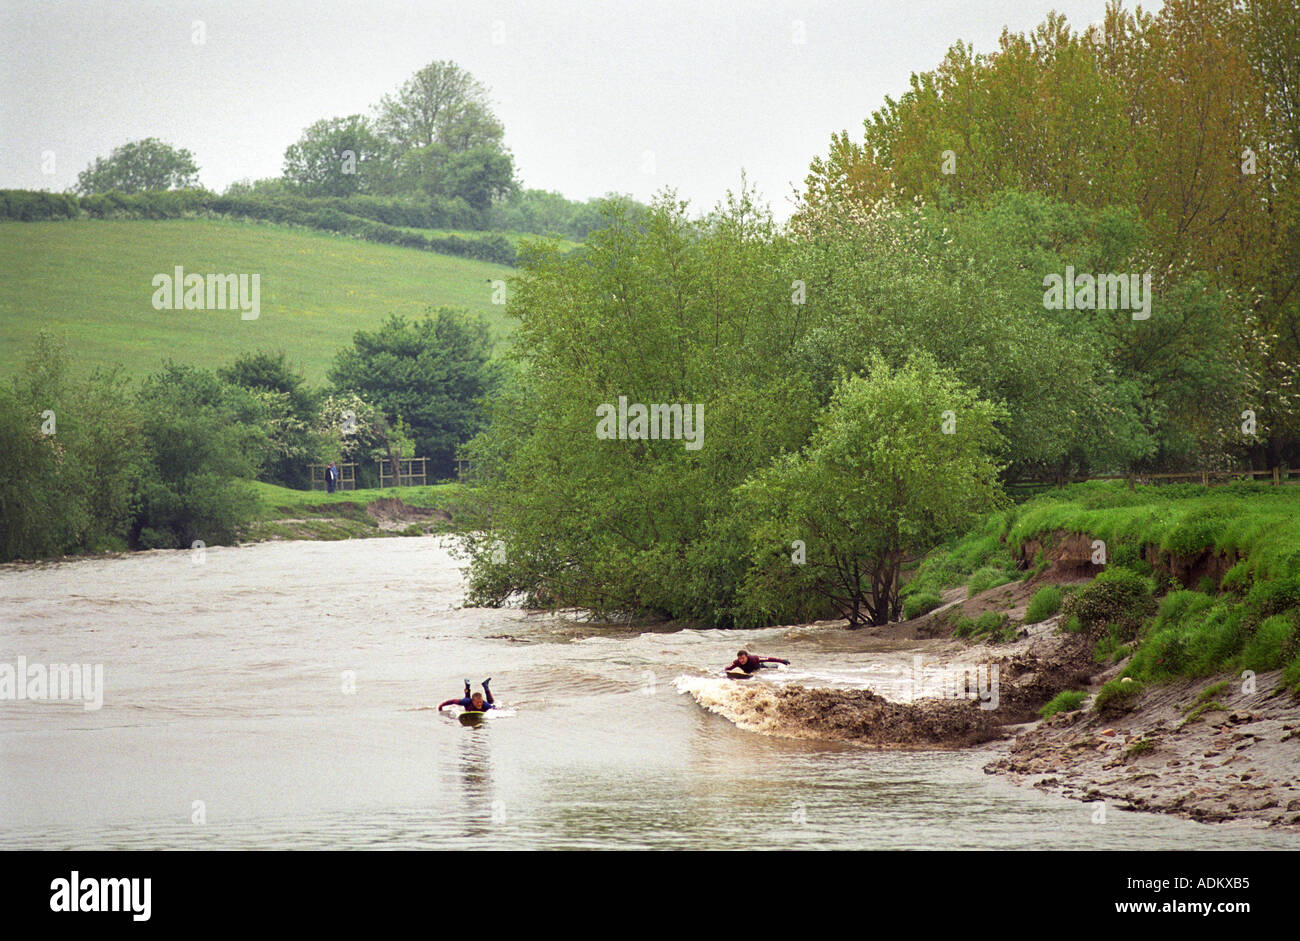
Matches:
[739,356,1006,627]
[328,308,497,478]
[218,351,326,489]
[460,189,819,623]
[423,144,517,211]
[131,363,262,549]
[282,115,384,197]
[372,61,514,202]
[316,392,415,488]
[75,138,201,194]
[0,332,145,561]
[376,61,504,152]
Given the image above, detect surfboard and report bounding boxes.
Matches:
[725,671,754,680]
[458,710,487,724]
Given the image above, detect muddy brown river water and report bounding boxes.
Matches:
[2,537,1297,849]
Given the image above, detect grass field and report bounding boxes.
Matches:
[244,480,468,541]
[247,480,466,517]
[1007,481,1300,582]
[0,218,518,382]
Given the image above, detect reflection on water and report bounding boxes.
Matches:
[1,537,1297,850]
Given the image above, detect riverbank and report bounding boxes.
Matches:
[240,481,466,542]
[734,482,1300,829]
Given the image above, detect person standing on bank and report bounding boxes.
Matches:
[326,461,340,493]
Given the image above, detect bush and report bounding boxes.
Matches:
[1060,567,1155,640]
[954,610,1010,639]
[903,592,943,620]
[1239,613,1295,673]
[1282,654,1300,695]
[967,564,1013,596]
[0,189,79,220]
[1094,678,1144,716]
[1024,585,1064,623]
[1245,574,1300,620]
[1039,689,1086,718]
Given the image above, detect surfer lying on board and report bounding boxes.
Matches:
[438,678,495,712]
[724,651,790,674]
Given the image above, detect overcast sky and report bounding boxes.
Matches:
[2,0,1132,220]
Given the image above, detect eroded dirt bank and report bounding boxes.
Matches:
[984,670,1300,829]
[744,551,1300,829]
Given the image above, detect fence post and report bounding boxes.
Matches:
[1274,466,1280,486]
[1201,470,1209,487]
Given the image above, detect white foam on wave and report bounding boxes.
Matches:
[672,674,805,737]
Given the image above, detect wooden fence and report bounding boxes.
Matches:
[377,457,428,488]
[308,462,357,491]
[1006,466,1297,499]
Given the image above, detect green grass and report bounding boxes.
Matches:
[902,513,1019,601]
[953,610,1011,640]
[0,218,517,383]
[242,480,467,542]
[246,480,466,520]
[1124,738,1155,757]
[1039,689,1087,718]
[1094,677,1144,716]
[1180,701,1228,726]
[902,591,943,620]
[1009,481,1300,585]
[1024,585,1064,623]
[1189,680,1232,707]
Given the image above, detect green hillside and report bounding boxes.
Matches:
[0,218,517,382]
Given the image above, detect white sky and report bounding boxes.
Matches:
[1,0,1131,221]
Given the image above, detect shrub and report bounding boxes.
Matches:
[1282,654,1300,695]
[1239,613,1295,673]
[1060,567,1155,640]
[1246,574,1300,620]
[1024,585,1064,623]
[1039,689,1086,718]
[967,565,1013,596]
[0,189,79,220]
[954,611,1010,639]
[903,592,943,620]
[1220,560,1251,594]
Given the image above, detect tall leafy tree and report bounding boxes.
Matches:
[372,60,515,203]
[282,115,384,196]
[218,351,325,488]
[739,355,1006,627]
[328,308,497,478]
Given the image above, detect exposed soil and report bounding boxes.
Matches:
[755,537,1300,829]
[985,669,1300,829]
[245,497,453,542]
[364,498,450,531]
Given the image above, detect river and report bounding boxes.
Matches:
[2,537,1296,850]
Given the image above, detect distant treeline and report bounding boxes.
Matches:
[1,310,496,562]
[0,188,520,266]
